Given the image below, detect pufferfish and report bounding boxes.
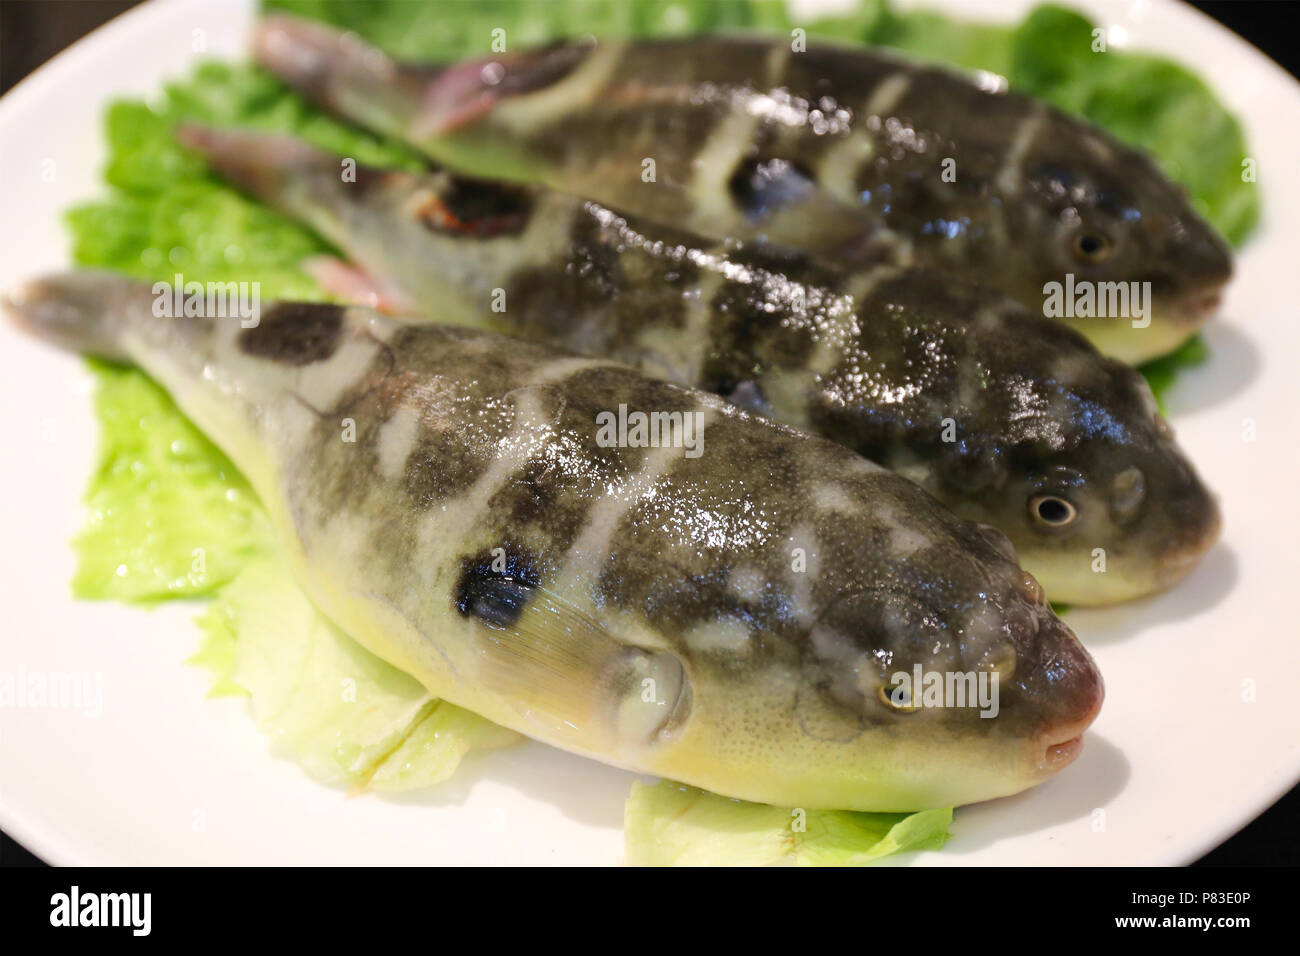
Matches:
[4,272,1102,811]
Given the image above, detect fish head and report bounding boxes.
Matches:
[1001,124,1233,361]
[942,358,1221,605]
[637,473,1104,811]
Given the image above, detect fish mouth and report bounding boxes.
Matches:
[1185,287,1224,320]
[1157,543,1215,589]
[1158,272,1230,333]
[1170,284,1226,329]
[1031,664,1104,776]
[1041,734,1085,771]
[1033,713,1097,776]
[1156,493,1222,587]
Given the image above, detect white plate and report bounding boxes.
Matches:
[1,0,1297,866]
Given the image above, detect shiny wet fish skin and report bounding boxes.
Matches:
[5,271,1102,811]
[179,124,1221,606]
[253,14,1233,364]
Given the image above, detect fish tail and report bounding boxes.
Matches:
[252,14,374,105]
[4,271,254,380]
[7,269,348,501]
[252,14,419,135]
[2,271,136,361]
[252,14,530,145]
[176,123,333,204]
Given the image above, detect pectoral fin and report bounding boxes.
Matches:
[455,558,690,750]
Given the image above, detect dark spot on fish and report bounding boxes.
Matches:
[728,157,816,222]
[938,437,1004,493]
[240,302,344,365]
[416,177,535,238]
[1027,161,1125,216]
[488,455,589,549]
[498,210,629,337]
[346,163,395,198]
[696,262,822,394]
[454,547,540,629]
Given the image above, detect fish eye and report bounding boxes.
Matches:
[877,683,920,713]
[1029,494,1078,529]
[1071,230,1113,264]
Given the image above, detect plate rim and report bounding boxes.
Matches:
[1,0,1297,866]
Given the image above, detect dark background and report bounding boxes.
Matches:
[0,0,1295,868]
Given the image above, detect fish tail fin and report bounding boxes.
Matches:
[253,14,374,92]
[176,123,332,205]
[2,271,140,361]
[253,14,415,125]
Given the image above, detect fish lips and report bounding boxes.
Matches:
[1161,279,1229,333]
[1156,492,1223,589]
[1027,622,1105,777]
[1158,229,1234,330]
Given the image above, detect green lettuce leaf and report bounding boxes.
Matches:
[197,557,519,790]
[72,360,273,602]
[74,359,518,790]
[625,780,953,866]
[66,61,424,301]
[1007,6,1257,246]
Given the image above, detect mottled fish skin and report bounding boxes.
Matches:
[253,15,1234,364]
[6,271,1103,811]
[179,125,1222,605]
